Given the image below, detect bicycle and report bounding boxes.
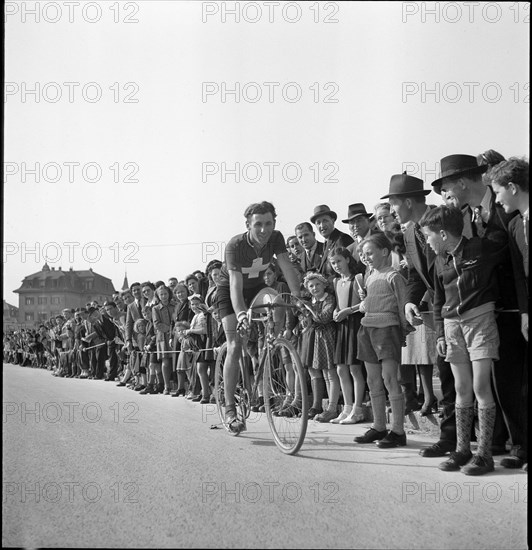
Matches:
[214,292,314,455]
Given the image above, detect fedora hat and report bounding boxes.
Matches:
[431,154,488,194]
[380,172,430,199]
[341,203,373,223]
[310,204,337,224]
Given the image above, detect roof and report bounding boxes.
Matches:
[14,264,115,294]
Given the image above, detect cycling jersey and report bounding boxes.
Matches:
[218,230,286,289]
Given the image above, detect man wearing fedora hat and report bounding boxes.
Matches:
[383,172,461,458]
[294,222,325,273]
[310,204,353,279]
[431,153,527,465]
[342,203,379,262]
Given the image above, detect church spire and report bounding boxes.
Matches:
[121,270,129,291]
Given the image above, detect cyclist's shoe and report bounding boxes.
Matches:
[225,406,246,434]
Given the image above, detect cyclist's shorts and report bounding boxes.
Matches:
[216,283,267,320]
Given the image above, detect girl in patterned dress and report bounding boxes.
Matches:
[299,272,338,422]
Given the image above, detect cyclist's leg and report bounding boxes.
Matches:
[221,314,242,409]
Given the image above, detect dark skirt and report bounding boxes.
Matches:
[334,312,363,365]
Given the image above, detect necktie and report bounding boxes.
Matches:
[414,223,426,248]
[472,206,486,238]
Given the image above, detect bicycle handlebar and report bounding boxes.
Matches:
[247,293,319,323]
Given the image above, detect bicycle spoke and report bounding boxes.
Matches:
[264,338,308,454]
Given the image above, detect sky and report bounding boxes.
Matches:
[3,1,530,306]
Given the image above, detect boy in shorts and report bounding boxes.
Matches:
[420,205,504,475]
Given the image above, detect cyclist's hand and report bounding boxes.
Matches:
[359,300,366,313]
[236,316,250,338]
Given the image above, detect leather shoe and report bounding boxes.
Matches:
[376,430,407,448]
[307,407,323,420]
[419,441,455,457]
[354,428,387,444]
[439,450,472,471]
[116,382,127,387]
[462,454,494,476]
[500,456,525,469]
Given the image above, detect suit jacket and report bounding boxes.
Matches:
[404,211,438,306]
[317,228,354,278]
[508,214,528,314]
[300,241,325,273]
[125,299,145,342]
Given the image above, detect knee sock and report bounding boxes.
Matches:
[311,377,326,411]
[455,403,475,454]
[369,390,387,432]
[477,403,496,460]
[177,371,187,391]
[389,392,405,434]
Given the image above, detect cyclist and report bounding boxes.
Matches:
[217,201,301,433]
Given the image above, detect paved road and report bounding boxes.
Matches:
[2,363,527,549]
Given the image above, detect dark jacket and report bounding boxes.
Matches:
[433,236,506,338]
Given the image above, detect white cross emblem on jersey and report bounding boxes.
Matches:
[242,257,268,279]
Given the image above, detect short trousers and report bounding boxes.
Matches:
[216,283,267,320]
[443,310,500,363]
[357,325,401,364]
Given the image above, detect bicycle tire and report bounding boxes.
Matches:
[213,342,249,435]
[263,337,308,454]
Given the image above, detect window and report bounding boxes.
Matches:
[83,280,94,291]
[38,312,48,321]
[25,297,34,305]
[25,312,34,321]
[38,297,47,305]
[51,297,61,305]
[52,280,58,288]
[39,279,46,288]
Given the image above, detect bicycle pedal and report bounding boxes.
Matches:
[228,420,246,434]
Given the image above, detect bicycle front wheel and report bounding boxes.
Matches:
[263,337,308,454]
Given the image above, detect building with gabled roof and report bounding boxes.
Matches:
[13,263,115,326]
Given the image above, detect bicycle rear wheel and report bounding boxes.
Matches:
[263,337,308,454]
[214,343,249,435]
